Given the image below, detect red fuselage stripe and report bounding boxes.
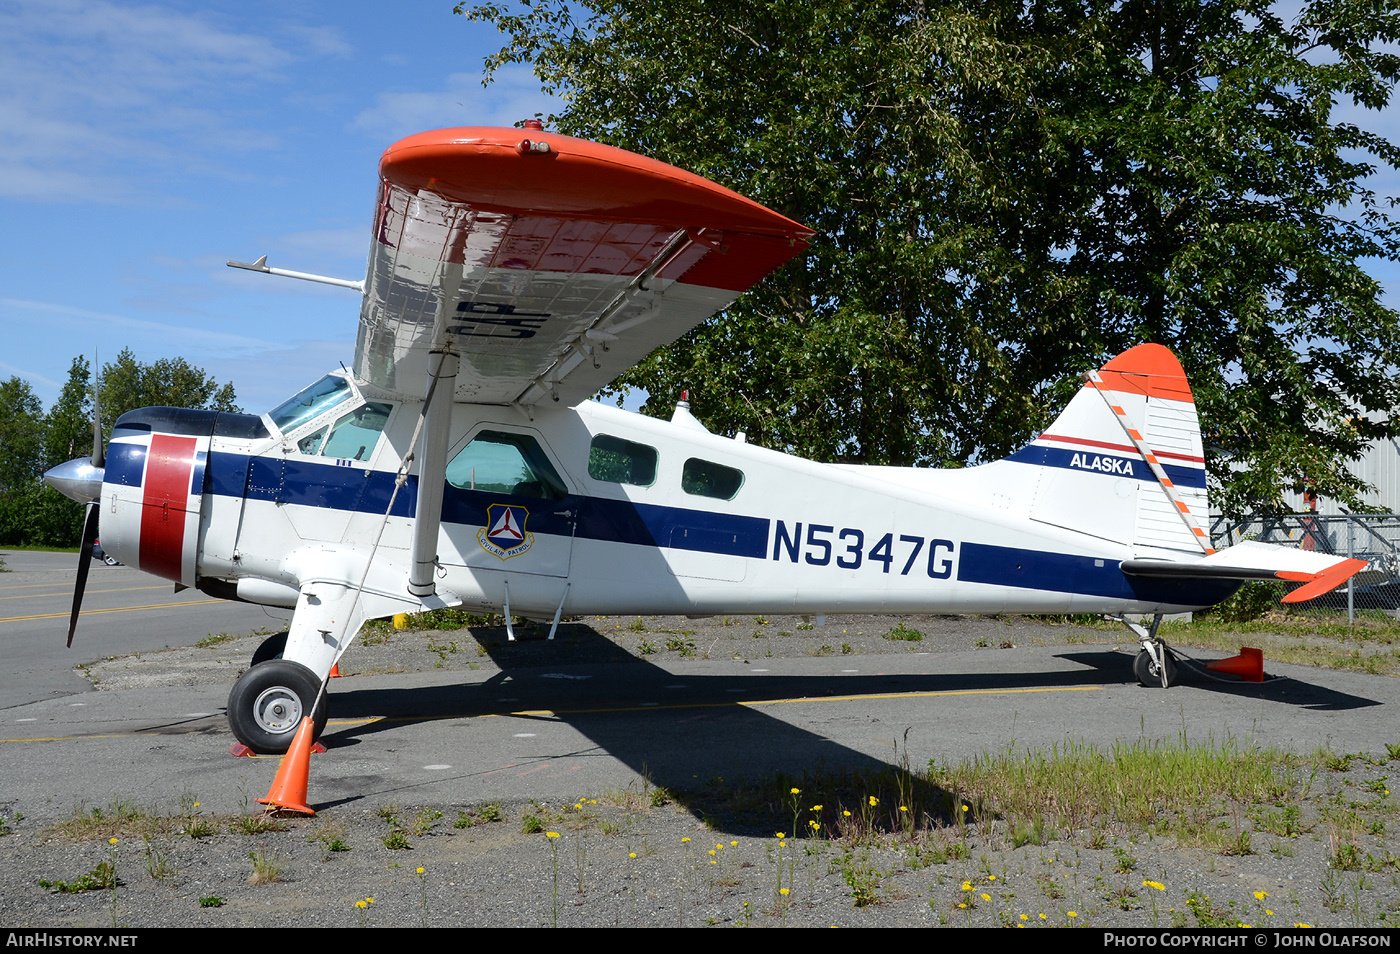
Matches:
[139,434,196,582]
[1037,433,1205,465]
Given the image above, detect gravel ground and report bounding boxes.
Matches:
[2,613,1399,929]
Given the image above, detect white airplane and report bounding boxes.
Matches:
[45,124,1367,754]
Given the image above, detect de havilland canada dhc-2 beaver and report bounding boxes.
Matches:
[44,123,1367,754]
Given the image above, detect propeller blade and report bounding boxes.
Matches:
[91,367,105,469]
[68,502,100,648]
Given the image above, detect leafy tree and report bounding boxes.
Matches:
[44,357,93,471]
[98,349,241,435]
[0,377,52,545]
[459,0,1400,516]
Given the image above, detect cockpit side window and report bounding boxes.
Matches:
[268,375,352,434]
[321,403,393,461]
[446,430,568,500]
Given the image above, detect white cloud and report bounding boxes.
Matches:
[351,65,561,143]
[0,0,329,204]
[0,297,274,355]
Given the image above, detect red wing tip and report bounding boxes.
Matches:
[1279,558,1369,604]
[379,127,814,239]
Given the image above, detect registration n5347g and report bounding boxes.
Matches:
[772,521,955,579]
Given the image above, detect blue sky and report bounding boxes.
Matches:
[2,0,1397,418]
[1,0,559,414]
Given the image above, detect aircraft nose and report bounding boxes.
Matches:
[44,457,104,504]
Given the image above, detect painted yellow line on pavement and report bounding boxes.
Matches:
[0,585,170,601]
[0,599,224,623]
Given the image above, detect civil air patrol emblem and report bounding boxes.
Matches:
[478,504,534,560]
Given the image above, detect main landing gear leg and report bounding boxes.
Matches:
[1118,613,1178,688]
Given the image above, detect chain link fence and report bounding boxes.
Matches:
[1211,513,1400,623]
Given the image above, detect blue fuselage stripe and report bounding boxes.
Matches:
[205,451,769,558]
[159,452,1230,604]
[957,542,1238,605]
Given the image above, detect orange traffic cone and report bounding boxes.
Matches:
[1205,647,1264,683]
[256,716,317,816]
[329,663,341,678]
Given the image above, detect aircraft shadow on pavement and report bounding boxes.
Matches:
[1056,650,1382,712]
[308,621,1382,826]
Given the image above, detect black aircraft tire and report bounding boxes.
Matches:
[250,631,289,667]
[1133,648,1178,688]
[227,659,328,754]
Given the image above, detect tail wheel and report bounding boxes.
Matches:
[1133,647,1178,688]
[227,659,328,754]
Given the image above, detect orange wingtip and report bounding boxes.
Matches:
[1278,558,1369,604]
[1089,344,1194,403]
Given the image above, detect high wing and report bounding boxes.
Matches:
[353,126,813,406]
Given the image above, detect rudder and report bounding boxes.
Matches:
[1007,344,1211,554]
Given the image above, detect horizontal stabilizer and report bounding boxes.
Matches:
[1122,541,1368,604]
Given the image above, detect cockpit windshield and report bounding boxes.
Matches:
[267,375,353,434]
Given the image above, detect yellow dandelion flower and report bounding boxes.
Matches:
[109,838,118,845]
[958,903,967,909]
[868,796,878,807]
[1068,911,1077,918]
[776,832,785,838]
[193,803,200,808]
[899,806,908,812]
[988,875,996,881]
[1296,924,1312,928]
[1266,910,1274,916]
[790,788,800,795]
[357,901,366,909]
[843,811,851,817]
[682,837,690,843]
[1020,914,1028,921]
[1039,914,1046,920]
[367,898,374,904]
[1254,890,1268,900]
[981,893,991,901]
[546,831,559,839]
[812,804,822,811]
[709,850,716,856]
[961,804,969,813]
[1143,880,1165,891]
[780,888,789,896]
[416,867,425,874]
[730,840,737,846]
[780,841,786,847]
[629,852,636,858]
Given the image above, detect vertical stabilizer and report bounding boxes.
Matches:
[1006,344,1210,554]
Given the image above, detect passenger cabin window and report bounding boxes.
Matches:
[588,434,658,487]
[446,431,567,500]
[682,458,744,500]
[269,374,353,434]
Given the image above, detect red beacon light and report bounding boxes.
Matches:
[518,118,550,155]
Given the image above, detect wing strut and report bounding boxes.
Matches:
[408,349,458,597]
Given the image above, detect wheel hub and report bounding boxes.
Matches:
[251,685,303,735]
